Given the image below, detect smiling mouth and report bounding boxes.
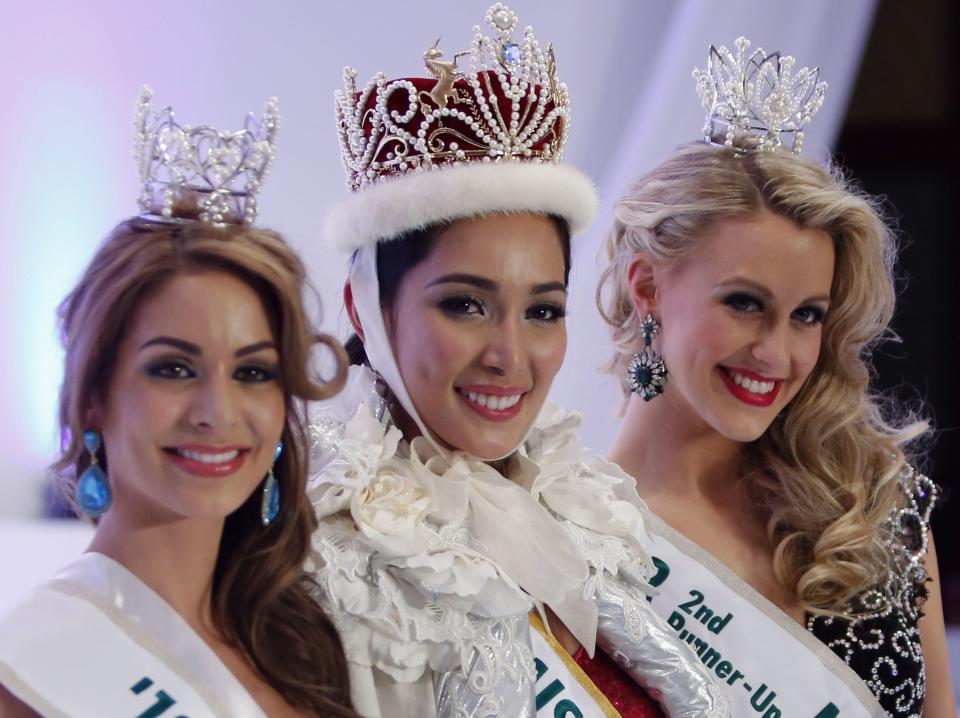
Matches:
[176,448,241,463]
[718,367,783,407]
[164,446,250,477]
[455,388,526,422]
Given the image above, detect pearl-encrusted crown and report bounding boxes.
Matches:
[335,3,569,192]
[133,86,279,225]
[693,37,827,154]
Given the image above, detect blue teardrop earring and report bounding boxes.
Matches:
[261,441,283,527]
[627,314,668,401]
[75,430,112,519]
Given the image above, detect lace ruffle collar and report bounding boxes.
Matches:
[306,367,653,680]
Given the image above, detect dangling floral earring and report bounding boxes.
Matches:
[261,441,283,527]
[627,314,668,401]
[75,430,112,519]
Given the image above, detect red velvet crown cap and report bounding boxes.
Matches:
[326,4,597,251]
[342,71,565,192]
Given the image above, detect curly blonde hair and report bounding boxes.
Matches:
[597,142,927,614]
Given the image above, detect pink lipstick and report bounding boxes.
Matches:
[456,385,527,422]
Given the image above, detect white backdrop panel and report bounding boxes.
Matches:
[0,0,875,518]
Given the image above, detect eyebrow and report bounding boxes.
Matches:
[715,277,830,305]
[425,273,566,295]
[138,336,277,357]
[235,340,278,357]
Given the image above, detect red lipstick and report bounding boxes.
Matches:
[717,367,783,408]
[165,445,249,477]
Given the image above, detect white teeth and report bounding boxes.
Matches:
[727,371,776,395]
[463,391,522,410]
[177,448,240,464]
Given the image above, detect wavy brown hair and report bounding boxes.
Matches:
[55,217,356,716]
[597,143,927,614]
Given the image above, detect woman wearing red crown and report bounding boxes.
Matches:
[306,5,729,718]
[0,88,357,717]
[596,38,956,717]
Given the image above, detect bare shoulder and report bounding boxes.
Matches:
[0,684,41,718]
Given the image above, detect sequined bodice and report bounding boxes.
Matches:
[807,468,938,718]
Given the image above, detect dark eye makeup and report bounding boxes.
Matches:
[722,291,826,325]
[791,305,826,325]
[145,359,195,380]
[437,292,567,325]
[526,302,567,323]
[722,291,763,314]
[438,294,485,317]
[144,358,278,383]
[233,364,278,383]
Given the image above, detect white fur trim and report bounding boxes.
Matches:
[324,162,597,251]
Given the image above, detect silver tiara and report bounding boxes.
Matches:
[693,37,827,154]
[133,86,279,225]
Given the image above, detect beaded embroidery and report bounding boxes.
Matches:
[807,467,939,717]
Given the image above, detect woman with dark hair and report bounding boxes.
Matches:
[0,88,356,717]
[306,6,728,717]
[596,38,955,716]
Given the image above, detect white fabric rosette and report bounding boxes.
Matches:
[307,371,537,682]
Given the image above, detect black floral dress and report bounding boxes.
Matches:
[807,467,939,717]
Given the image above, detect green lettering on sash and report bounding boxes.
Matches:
[648,557,670,589]
[693,604,714,623]
[714,660,732,679]
[135,689,176,718]
[554,699,584,718]
[763,707,782,718]
[701,646,721,669]
[131,677,153,694]
[750,684,776,711]
[678,590,704,615]
[667,610,685,631]
[536,679,564,711]
[707,611,732,634]
[726,669,744,686]
[535,657,548,680]
[130,676,178,718]
[813,703,840,718]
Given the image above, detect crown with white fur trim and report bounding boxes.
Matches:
[326,161,595,251]
[327,3,597,250]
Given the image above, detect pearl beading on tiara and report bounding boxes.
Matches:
[335,3,571,192]
[133,86,279,225]
[693,36,827,154]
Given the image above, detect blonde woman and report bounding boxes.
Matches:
[597,38,955,716]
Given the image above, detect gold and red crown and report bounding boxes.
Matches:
[326,4,596,251]
[336,4,567,190]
